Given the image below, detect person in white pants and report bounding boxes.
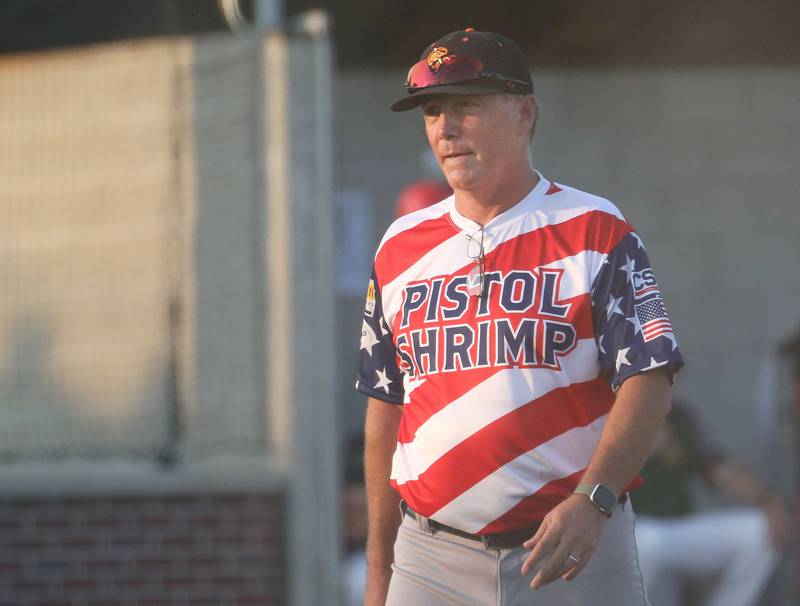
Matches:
[632,402,789,606]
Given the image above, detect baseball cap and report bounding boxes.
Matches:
[390,29,533,112]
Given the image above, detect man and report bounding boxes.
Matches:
[356,29,684,605]
[634,401,789,606]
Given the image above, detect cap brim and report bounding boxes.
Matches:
[389,83,508,112]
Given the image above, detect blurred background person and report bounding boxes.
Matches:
[633,400,790,606]
[341,435,368,606]
[393,149,452,219]
[393,179,452,219]
[342,171,451,606]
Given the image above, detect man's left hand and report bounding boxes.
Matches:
[520,493,609,590]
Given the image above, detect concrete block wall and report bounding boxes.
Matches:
[0,493,285,606]
[336,67,800,470]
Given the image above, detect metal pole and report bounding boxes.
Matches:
[254,0,282,28]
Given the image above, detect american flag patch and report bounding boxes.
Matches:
[635,297,673,342]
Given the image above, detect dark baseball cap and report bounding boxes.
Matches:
[390,29,533,112]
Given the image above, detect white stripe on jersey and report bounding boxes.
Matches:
[381,231,468,329]
[380,194,623,328]
[375,198,451,256]
[390,339,601,486]
[402,376,427,404]
[430,415,607,532]
[537,250,609,300]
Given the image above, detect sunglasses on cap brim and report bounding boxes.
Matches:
[404,55,530,91]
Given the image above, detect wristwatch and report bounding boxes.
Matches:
[574,483,618,517]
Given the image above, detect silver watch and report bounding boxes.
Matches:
[574,483,618,517]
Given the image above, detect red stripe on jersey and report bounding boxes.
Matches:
[374,214,457,286]
[392,211,631,443]
[545,181,562,195]
[395,292,597,444]
[480,472,644,533]
[397,364,500,443]
[395,376,614,517]
[479,469,586,533]
[381,209,630,293]
[568,293,596,337]
[485,210,632,274]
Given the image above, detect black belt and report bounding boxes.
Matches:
[401,501,540,550]
[401,495,628,550]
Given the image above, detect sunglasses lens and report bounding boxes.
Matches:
[405,56,484,89]
[467,237,482,259]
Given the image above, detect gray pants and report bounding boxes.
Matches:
[387,501,649,606]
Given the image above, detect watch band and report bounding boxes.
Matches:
[574,483,618,516]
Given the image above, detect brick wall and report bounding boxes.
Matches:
[0,493,285,606]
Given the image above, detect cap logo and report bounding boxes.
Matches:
[426,47,449,73]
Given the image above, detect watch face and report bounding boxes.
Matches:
[591,485,617,513]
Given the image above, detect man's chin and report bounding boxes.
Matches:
[442,170,480,192]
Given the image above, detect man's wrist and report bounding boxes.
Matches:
[573,482,619,517]
[365,550,393,568]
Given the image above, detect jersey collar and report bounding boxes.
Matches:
[448,170,549,233]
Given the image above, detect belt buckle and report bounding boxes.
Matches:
[481,533,503,550]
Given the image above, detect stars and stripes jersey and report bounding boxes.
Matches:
[356,175,684,534]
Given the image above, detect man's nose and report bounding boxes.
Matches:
[436,110,459,140]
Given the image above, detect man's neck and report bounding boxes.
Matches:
[453,169,540,226]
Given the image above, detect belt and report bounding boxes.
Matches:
[401,495,628,550]
[400,500,540,550]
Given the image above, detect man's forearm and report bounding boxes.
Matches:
[363,397,403,601]
[581,368,673,496]
[521,368,673,588]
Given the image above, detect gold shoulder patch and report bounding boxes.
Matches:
[365,279,376,317]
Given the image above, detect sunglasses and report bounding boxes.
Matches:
[466,227,486,298]
[404,54,530,92]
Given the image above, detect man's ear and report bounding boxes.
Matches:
[524,95,539,142]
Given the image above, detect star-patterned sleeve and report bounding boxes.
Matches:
[590,231,684,391]
[355,268,405,404]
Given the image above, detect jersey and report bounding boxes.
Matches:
[356,174,684,534]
